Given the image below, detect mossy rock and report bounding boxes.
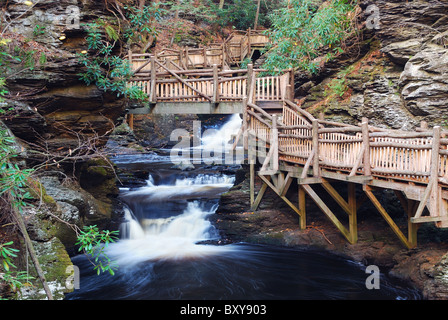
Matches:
[21,238,74,300]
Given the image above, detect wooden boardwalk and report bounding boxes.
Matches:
[127,56,293,115]
[243,96,448,249]
[128,29,270,71]
[126,54,448,248]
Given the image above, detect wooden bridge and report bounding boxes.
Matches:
[128,28,270,71]
[125,55,448,249]
[127,57,293,115]
[242,96,448,249]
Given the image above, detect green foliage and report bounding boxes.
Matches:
[77,20,146,101]
[262,0,357,74]
[32,24,46,38]
[216,0,265,30]
[0,241,19,272]
[77,3,163,101]
[0,241,34,298]
[123,3,163,44]
[0,128,34,212]
[75,225,119,275]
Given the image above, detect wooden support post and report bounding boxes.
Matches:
[272,115,279,171]
[242,97,248,150]
[222,44,226,69]
[412,126,441,222]
[348,183,358,244]
[248,131,256,206]
[212,64,219,105]
[128,50,133,70]
[364,185,412,249]
[150,55,156,103]
[203,47,207,68]
[320,179,358,244]
[247,64,254,103]
[430,126,441,219]
[298,185,306,229]
[258,174,304,220]
[128,114,134,131]
[395,190,418,248]
[251,182,268,211]
[312,119,320,177]
[302,184,352,243]
[407,200,419,248]
[250,162,255,206]
[361,118,371,177]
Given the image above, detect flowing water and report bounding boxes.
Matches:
[65,115,422,301]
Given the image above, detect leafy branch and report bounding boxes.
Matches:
[75,225,119,275]
[262,0,358,74]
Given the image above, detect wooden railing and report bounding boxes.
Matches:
[245,98,448,226]
[128,29,270,71]
[128,59,293,104]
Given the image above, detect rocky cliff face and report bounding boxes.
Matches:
[297,0,448,130]
[3,0,126,151]
[0,0,126,299]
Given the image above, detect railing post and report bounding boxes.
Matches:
[272,114,279,171]
[128,50,133,70]
[312,119,320,177]
[222,44,226,69]
[430,126,441,217]
[149,55,157,104]
[361,117,371,176]
[247,64,254,103]
[213,64,219,105]
[242,97,248,150]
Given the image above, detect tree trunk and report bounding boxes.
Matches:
[254,0,261,29]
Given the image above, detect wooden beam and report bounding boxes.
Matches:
[251,181,268,211]
[258,174,304,219]
[302,184,353,243]
[212,64,219,104]
[321,179,351,215]
[250,162,255,206]
[361,118,371,176]
[364,185,412,249]
[407,199,419,248]
[150,55,156,103]
[312,120,320,177]
[298,186,306,229]
[348,183,358,243]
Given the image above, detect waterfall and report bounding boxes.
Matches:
[200,114,242,151]
[120,207,145,240]
[107,115,241,265]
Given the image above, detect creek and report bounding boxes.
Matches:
[65,115,421,301]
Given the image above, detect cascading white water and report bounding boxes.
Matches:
[109,200,235,265]
[200,114,242,151]
[107,115,241,265]
[120,207,146,240]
